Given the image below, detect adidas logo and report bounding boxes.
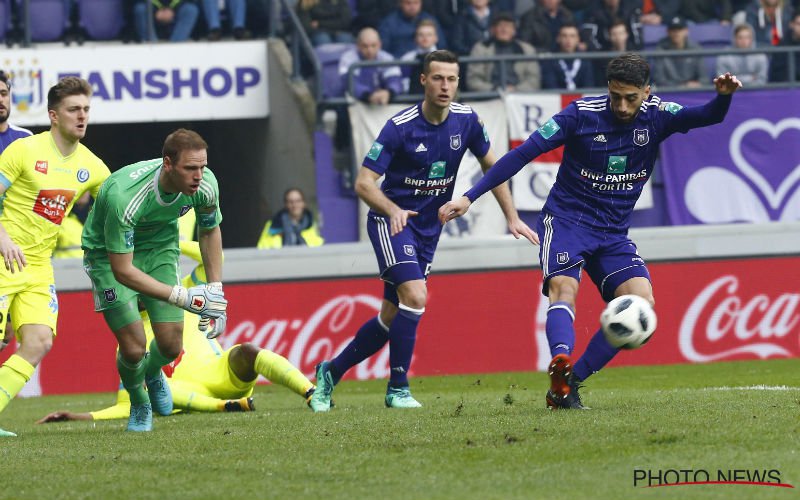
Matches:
[593,134,607,142]
[415,143,427,152]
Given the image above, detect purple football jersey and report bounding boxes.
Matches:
[363,102,490,239]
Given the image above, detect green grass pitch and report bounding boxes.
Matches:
[3,358,798,500]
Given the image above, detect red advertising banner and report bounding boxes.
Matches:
[3,256,798,395]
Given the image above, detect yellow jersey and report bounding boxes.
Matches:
[0,131,109,265]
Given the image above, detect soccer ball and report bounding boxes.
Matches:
[600,295,657,350]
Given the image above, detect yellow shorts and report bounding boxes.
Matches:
[0,263,58,338]
[171,346,255,400]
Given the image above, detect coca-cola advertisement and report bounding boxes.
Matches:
[3,256,797,396]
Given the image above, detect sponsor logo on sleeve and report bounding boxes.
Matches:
[124,230,134,248]
[367,141,384,160]
[658,102,683,115]
[537,118,561,140]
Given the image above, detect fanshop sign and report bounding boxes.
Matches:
[3,256,796,396]
[2,41,269,125]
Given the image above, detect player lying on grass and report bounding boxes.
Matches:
[38,241,315,424]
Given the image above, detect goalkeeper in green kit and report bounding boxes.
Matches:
[82,129,227,432]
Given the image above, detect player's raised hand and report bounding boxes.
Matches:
[507,217,539,246]
[169,282,227,318]
[0,232,26,273]
[388,207,418,236]
[714,72,742,95]
[438,196,472,224]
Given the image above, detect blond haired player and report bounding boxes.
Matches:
[38,240,315,424]
[0,77,110,437]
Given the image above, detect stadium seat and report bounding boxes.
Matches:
[21,0,66,42]
[315,42,354,98]
[689,22,733,48]
[79,0,124,40]
[642,24,666,50]
[0,0,9,42]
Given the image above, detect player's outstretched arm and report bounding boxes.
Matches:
[37,411,94,423]
[713,72,742,95]
[355,166,417,236]
[477,150,539,246]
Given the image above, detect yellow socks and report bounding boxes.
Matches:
[255,350,314,397]
[0,355,34,414]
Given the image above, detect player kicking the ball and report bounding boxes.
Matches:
[440,54,741,409]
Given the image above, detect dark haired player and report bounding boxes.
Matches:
[440,53,742,409]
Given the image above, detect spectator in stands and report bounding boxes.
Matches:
[746,0,792,46]
[542,22,595,89]
[339,27,403,104]
[592,18,634,85]
[769,11,800,81]
[582,0,643,51]
[680,0,733,25]
[401,19,439,93]
[450,0,493,56]
[652,16,707,87]
[297,0,354,46]
[202,0,250,40]
[468,13,541,92]
[133,0,199,41]
[563,0,593,23]
[257,188,324,249]
[716,23,769,84]
[519,0,576,51]
[640,0,681,26]
[379,0,447,57]
[353,0,397,32]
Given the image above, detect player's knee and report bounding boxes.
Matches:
[236,343,260,364]
[399,288,427,310]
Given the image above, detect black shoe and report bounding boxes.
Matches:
[224,397,255,412]
[233,27,251,40]
[208,28,222,41]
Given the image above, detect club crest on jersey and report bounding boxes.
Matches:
[403,245,415,256]
[557,252,569,264]
[76,168,90,182]
[450,134,461,150]
[35,160,48,174]
[103,288,117,303]
[428,161,446,178]
[633,129,649,146]
[179,204,192,216]
[607,155,627,174]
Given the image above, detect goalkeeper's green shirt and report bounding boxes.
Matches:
[82,159,222,254]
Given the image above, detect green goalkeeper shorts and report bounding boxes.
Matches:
[83,247,185,326]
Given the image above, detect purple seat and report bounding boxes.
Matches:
[642,24,667,50]
[315,42,354,98]
[689,22,733,48]
[79,0,124,40]
[0,0,9,41]
[22,0,66,42]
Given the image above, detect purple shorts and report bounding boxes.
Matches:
[536,213,651,302]
[366,214,435,304]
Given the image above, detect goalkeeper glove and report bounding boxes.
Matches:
[199,313,227,339]
[168,282,227,318]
